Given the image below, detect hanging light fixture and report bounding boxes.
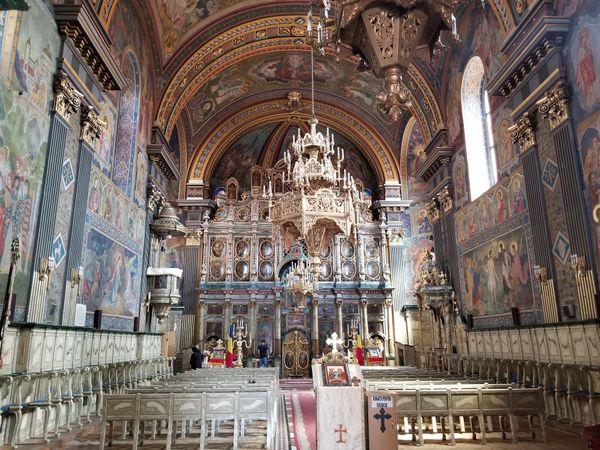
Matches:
[267,47,360,296]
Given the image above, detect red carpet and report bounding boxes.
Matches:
[290,391,316,450]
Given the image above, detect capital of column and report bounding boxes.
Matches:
[52,71,83,122]
[426,198,440,222]
[334,299,343,307]
[274,299,282,308]
[186,228,203,246]
[311,299,319,308]
[536,81,569,130]
[80,104,106,146]
[360,298,368,307]
[508,112,536,153]
[436,185,453,213]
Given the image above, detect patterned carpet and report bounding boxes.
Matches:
[279,378,316,450]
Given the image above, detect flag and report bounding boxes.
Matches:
[226,323,234,368]
[355,334,364,366]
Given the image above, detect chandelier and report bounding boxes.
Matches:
[267,49,359,293]
[283,261,319,308]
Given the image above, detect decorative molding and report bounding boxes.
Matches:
[536,81,570,131]
[426,198,440,223]
[52,72,83,122]
[147,127,180,181]
[80,104,106,146]
[147,183,166,214]
[436,185,453,213]
[508,112,536,153]
[54,2,126,90]
[414,129,452,182]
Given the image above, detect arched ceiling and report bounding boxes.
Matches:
[94,0,517,198]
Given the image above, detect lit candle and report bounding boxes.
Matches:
[451,14,457,36]
[307,8,313,34]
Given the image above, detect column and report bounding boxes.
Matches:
[274,298,281,357]
[510,112,560,323]
[379,220,391,284]
[537,82,598,319]
[384,292,396,365]
[249,290,257,354]
[311,298,319,354]
[224,295,232,337]
[61,104,103,325]
[360,296,369,339]
[335,297,343,338]
[27,72,82,323]
[194,298,206,348]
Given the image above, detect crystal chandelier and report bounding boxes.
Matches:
[283,260,318,308]
[267,49,359,291]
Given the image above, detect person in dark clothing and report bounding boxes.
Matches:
[190,346,203,370]
[258,340,269,367]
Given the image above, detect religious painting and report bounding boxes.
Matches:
[452,152,468,207]
[319,321,334,347]
[286,313,306,330]
[461,226,533,317]
[232,304,248,315]
[134,146,147,207]
[565,5,600,120]
[510,174,527,215]
[81,228,141,318]
[210,123,278,192]
[577,111,600,273]
[323,364,350,386]
[94,94,118,172]
[495,187,510,224]
[205,321,223,339]
[412,206,432,236]
[61,158,74,190]
[206,303,223,316]
[493,102,516,173]
[257,320,273,356]
[0,0,60,319]
[251,53,338,84]
[342,71,383,109]
[332,133,378,193]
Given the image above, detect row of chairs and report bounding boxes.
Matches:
[436,353,600,426]
[0,356,173,447]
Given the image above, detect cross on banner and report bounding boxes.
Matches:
[326,332,344,353]
[334,424,347,443]
[374,407,392,433]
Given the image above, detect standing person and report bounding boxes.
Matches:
[258,340,269,368]
[190,346,203,370]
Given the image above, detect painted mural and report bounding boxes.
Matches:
[492,102,518,175]
[81,227,141,317]
[252,53,339,84]
[461,226,533,316]
[444,3,508,148]
[455,171,527,244]
[0,1,60,317]
[154,0,231,56]
[211,123,278,193]
[453,151,468,208]
[93,92,118,175]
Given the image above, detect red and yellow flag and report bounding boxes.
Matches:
[355,335,364,366]
[226,337,234,368]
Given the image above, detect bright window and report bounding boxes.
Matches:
[461,56,497,200]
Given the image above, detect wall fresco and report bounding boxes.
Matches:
[0,1,60,317]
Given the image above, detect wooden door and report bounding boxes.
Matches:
[282,329,310,378]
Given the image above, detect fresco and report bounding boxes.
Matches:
[93,93,118,174]
[455,171,527,244]
[210,123,278,193]
[252,53,339,84]
[154,0,230,56]
[333,132,378,193]
[453,152,468,207]
[444,3,507,148]
[492,102,517,174]
[81,227,141,317]
[461,226,533,316]
[565,0,600,281]
[0,1,60,317]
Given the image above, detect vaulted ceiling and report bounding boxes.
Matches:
[96,0,515,198]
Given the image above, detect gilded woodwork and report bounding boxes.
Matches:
[508,112,536,153]
[536,81,570,130]
[52,72,83,122]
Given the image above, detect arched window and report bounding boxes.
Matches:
[461,56,497,200]
[112,50,140,195]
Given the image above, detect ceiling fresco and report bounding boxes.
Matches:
[184,51,388,138]
[210,121,379,195]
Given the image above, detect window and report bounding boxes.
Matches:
[461,56,497,200]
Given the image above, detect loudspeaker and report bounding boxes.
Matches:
[93,309,103,329]
[511,307,520,326]
[133,316,140,332]
[467,314,474,330]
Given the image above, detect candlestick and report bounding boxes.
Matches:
[451,14,457,36]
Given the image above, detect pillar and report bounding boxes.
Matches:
[274,298,281,357]
[311,298,319,354]
[249,290,257,354]
[335,297,343,338]
[224,296,232,336]
[194,298,206,348]
[360,296,369,339]
[27,72,82,323]
[61,104,103,325]
[384,292,396,364]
